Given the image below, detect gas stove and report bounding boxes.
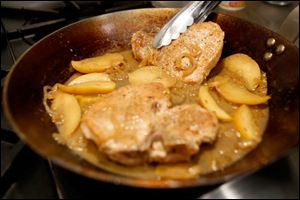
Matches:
[1,1,299,199]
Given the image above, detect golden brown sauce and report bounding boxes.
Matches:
[49,50,269,179]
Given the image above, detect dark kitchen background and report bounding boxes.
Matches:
[1,1,299,199]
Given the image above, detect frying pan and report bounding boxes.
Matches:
[3,8,299,188]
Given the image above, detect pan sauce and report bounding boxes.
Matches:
[46,50,269,179]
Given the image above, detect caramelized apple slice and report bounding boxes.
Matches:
[216,81,270,105]
[128,66,176,87]
[68,73,111,85]
[71,53,124,73]
[64,73,82,85]
[234,105,260,142]
[76,95,103,110]
[58,81,116,95]
[51,91,81,137]
[221,53,261,91]
[199,85,232,121]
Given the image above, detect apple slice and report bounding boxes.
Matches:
[128,66,176,87]
[234,105,260,141]
[58,81,116,95]
[51,91,81,138]
[64,73,82,85]
[76,95,103,109]
[199,85,232,121]
[68,73,111,86]
[216,81,270,105]
[71,53,124,73]
[221,53,261,91]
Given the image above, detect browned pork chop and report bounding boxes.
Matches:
[81,83,170,165]
[131,22,224,83]
[149,104,219,163]
[81,83,219,165]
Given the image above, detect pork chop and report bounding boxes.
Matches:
[81,83,170,165]
[149,104,219,163]
[81,83,219,165]
[131,22,224,83]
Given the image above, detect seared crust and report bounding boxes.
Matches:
[131,22,224,83]
[150,104,219,163]
[81,83,219,165]
[81,83,171,165]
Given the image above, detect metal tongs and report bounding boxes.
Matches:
[152,1,220,49]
